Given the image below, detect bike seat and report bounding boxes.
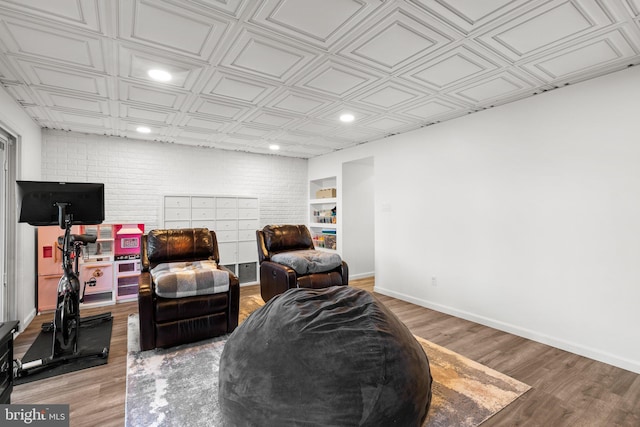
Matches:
[57,234,97,245]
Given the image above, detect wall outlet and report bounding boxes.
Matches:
[431,276,437,287]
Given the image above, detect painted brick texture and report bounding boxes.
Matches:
[41,130,308,230]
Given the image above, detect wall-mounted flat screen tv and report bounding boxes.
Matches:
[17,181,105,227]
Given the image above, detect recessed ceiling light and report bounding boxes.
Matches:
[148,69,172,82]
[269,144,280,150]
[340,113,355,123]
[136,126,151,134]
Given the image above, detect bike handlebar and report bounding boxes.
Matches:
[57,234,97,246]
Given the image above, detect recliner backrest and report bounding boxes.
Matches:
[257,224,314,262]
[142,228,219,269]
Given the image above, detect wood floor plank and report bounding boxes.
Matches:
[11,278,640,426]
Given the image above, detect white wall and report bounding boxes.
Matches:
[309,65,640,374]
[0,84,42,329]
[42,130,307,230]
[342,158,374,278]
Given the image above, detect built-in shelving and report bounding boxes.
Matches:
[309,177,338,251]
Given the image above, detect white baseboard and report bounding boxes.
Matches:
[374,285,640,375]
[17,307,37,335]
[350,271,375,280]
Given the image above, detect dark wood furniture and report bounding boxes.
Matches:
[0,321,20,404]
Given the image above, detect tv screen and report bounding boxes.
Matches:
[17,181,105,227]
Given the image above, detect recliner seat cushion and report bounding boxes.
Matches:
[151,260,229,298]
[218,286,432,426]
[270,249,342,274]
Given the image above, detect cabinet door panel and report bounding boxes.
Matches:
[238,219,259,230]
[165,220,190,229]
[238,208,258,219]
[191,220,216,229]
[165,207,190,220]
[238,198,258,209]
[238,229,256,241]
[216,220,237,231]
[191,197,214,208]
[165,196,190,208]
[192,207,215,220]
[218,242,237,264]
[216,198,237,209]
[216,230,238,242]
[238,241,258,262]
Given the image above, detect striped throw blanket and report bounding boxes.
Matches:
[151,260,229,299]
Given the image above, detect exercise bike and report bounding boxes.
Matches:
[14,203,111,377]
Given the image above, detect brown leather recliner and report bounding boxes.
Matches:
[138,228,239,351]
[256,224,348,302]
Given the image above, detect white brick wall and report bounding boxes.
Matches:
[42,130,308,230]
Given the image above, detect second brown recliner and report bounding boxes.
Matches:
[256,224,348,302]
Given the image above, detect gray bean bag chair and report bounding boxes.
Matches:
[218,286,432,426]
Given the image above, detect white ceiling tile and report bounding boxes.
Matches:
[119,103,176,124]
[409,0,533,34]
[295,59,381,97]
[244,109,300,128]
[477,0,614,61]
[36,88,110,114]
[0,54,19,82]
[399,96,469,121]
[118,81,188,109]
[0,19,106,71]
[317,103,382,123]
[521,28,640,83]
[179,115,228,131]
[189,96,251,120]
[229,124,274,138]
[265,88,336,114]
[361,86,416,108]
[292,119,339,136]
[0,0,103,32]
[49,110,112,128]
[119,0,231,59]
[118,44,204,90]
[202,72,277,103]
[338,7,455,72]
[447,71,536,105]
[221,28,318,81]
[401,45,503,90]
[626,0,640,16]
[249,0,383,49]
[188,0,246,17]
[2,82,38,105]
[12,59,109,96]
[361,115,417,132]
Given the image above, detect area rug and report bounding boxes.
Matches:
[125,306,530,426]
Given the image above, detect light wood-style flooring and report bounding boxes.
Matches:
[12,278,640,426]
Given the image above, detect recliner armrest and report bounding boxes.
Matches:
[340,261,349,285]
[219,265,240,332]
[138,271,155,351]
[259,261,297,302]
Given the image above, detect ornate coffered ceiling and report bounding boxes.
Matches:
[1,0,639,158]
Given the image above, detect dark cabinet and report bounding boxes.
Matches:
[0,321,19,404]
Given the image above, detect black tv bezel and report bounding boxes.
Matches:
[17,180,105,227]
